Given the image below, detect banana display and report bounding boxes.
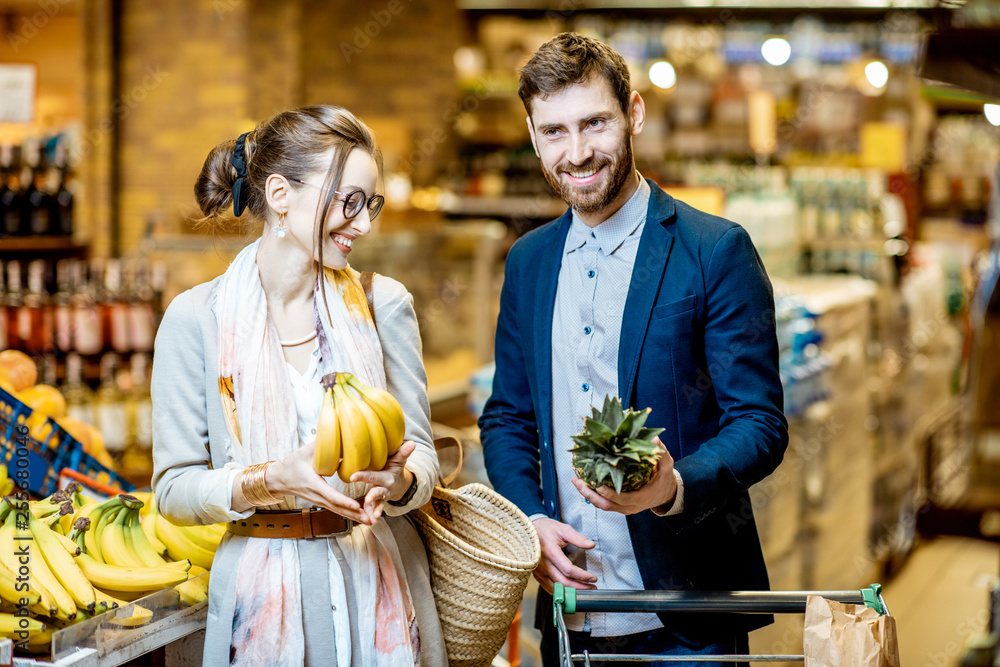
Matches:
[0,484,226,655]
[314,371,406,482]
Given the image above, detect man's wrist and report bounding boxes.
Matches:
[652,469,684,517]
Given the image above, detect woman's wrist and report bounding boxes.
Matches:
[241,462,284,506]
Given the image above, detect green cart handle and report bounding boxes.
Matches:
[862,583,886,615]
[552,582,577,619]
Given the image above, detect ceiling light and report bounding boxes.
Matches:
[985,104,1000,127]
[649,61,677,90]
[761,38,791,66]
[865,60,889,89]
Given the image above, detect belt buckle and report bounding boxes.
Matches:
[303,508,354,539]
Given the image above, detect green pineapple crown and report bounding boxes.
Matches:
[570,394,665,494]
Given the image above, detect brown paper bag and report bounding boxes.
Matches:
[803,595,901,667]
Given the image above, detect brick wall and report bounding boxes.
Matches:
[300,0,464,183]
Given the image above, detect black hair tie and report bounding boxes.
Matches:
[232,131,250,217]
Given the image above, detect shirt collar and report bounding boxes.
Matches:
[565,173,650,256]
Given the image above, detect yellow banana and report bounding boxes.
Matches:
[4,510,76,620]
[27,512,96,612]
[51,529,81,557]
[313,385,341,476]
[106,601,153,627]
[203,522,226,537]
[101,509,144,568]
[334,382,370,483]
[352,389,388,471]
[128,511,168,568]
[130,491,154,517]
[71,495,124,562]
[93,593,118,611]
[0,560,40,607]
[177,566,209,607]
[76,553,190,592]
[0,612,45,635]
[0,503,56,617]
[345,373,406,456]
[154,514,215,570]
[140,514,169,557]
[177,524,223,553]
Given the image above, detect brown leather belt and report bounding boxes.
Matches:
[227,508,354,539]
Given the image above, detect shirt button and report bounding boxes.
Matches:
[310,428,316,434]
[582,383,590,392]
[584,326,592,335]
[587,270,596,278]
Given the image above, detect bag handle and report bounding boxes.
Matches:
[362,272,463,488]
[433,435,464,488]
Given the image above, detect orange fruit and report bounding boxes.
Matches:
[86,425,115,470]
[0,370,16,395]
[57,416,93,454]
[17,384,67,419]
[0,350,37,391]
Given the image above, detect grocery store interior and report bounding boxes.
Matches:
[1,0,999,664]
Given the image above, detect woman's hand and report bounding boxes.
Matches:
[265,441,373,525]
[349,440,417,525]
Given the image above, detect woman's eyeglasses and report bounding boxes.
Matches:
[289,178,385,220]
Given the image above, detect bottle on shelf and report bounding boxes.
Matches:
[6,261,26,351]
[0,145,22,237]
[126,260,156,353]
[61,352,95,425]
[121,351,153,479]
[71,260,103,357]
[52,259,74,353]
[52,141,74,237]
[100,259,130,354]
[0,261,7,352]
[93,352,128,459]
[22,138,52,236]
[21,259,54,355]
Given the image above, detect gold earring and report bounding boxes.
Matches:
[272,211,287,239]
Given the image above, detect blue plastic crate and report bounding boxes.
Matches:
[0,386,133,498]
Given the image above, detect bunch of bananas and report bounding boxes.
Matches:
[314,372,406,482]
[0,484,225,655]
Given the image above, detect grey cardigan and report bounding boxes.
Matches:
[151,273,446,665]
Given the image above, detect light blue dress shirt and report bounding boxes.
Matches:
[547,175,683,636]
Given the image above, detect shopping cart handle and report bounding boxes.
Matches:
[553,585,888,615]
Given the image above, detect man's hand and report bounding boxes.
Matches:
[532,517,598,595]
[570,438,677,516]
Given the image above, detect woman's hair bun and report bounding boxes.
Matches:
[193,137,239,222]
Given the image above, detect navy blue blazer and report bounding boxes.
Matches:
[479,180,789,635]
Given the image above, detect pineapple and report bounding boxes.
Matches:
[570,395,664,494]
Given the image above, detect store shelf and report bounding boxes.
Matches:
[0,236,88,257]
[441,195,566,220]
[13,575,209,667]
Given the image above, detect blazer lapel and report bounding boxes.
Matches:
[619,181,677,407]
[533,210,573,448]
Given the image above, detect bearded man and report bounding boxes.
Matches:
[479,32,789,666]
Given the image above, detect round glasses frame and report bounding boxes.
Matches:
[289,178,385,220]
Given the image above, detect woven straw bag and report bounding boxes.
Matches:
[411,437,541,667]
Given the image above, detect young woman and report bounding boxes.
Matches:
[151,105,445,666]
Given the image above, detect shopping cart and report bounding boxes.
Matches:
[552,582,890,665]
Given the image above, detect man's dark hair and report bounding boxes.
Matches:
[518,32,631,118]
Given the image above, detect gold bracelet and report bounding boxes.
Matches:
[241,462,282,506]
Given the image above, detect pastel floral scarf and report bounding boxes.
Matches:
[215,239,418,666]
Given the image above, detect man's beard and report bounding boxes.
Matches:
[541,130,634,214]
